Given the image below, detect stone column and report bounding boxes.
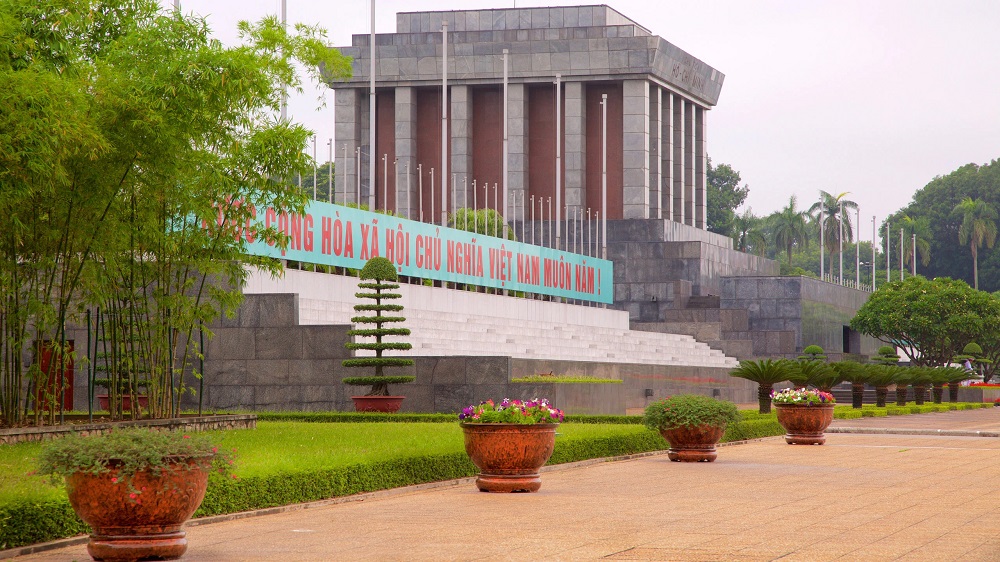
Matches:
[684,99,695,226]
[335,88,360,205]
[507,83,528,220]
[650,86,661,219]
[450,84,472,211]
[695,106,707,230]
[661,90,673,222]
[622,79,649,219]
[672,93,685,224]
[394,87,417,220]
[563,81,586,217]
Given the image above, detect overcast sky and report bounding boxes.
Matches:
[167,0,1000,244]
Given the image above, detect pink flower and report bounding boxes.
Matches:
[111,477,118,484]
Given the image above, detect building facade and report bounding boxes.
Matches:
[330,5,723,227]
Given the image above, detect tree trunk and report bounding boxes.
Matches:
[851,382,865,409]
[948,382,960,403]
[973,244,979,290]
[895,385,908,406]
[913,385,926,405]
[758,384,773,414]
[875,385,888,408]
[932,384,944,404]
[367,381,390,396]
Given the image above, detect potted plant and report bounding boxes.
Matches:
[458,398,564,492]
[36,428,232,560]
[643,394,740,462]
[771,388,836,445]
[342,257,415,412]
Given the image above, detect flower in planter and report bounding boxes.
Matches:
[459,398,564,424]
[771,388,836,405]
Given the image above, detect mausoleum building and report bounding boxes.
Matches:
[330,5,720,226]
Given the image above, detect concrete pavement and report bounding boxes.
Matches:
[12,409,1000,561]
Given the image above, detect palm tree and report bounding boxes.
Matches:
[808,191,858,276]
[953,197,998,289]
[770,196,810,264]
[733,208,767,256]
[897,215,931,273]
[729,359,794,414]
[831,361,868,408]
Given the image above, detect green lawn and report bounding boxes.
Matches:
[0,421,652,506]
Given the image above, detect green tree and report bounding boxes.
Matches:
[729,359,794,414]
[808,191,858,276]
[953,197,997,290]
[850,276,1000,367]
[706,159,750,238]
[733,208,766,256]
[0,0,351,425]
[342,257,416,397]
[299,161,336,202]
[885,161,1000,291]
[898,215,932,272]
[769,195,810,264]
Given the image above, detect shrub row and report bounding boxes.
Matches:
[723,418,784,441]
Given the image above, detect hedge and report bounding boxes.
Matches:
[0,418,784,550]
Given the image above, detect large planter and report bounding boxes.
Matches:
[351,396,405,413]
[660,424,726,462]
[65,456,211,561]
[97,394,149,412]
[774,403,835,445]
[461,423,557,492]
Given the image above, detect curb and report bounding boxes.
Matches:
[827,427,1000,437]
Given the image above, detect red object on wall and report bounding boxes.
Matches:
[415,88,451,222]
[527,84,565,213]
[471,86,502,206]
[36,341,74,411]
[585,82,623,219]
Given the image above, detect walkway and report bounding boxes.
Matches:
[13,409,1000,561]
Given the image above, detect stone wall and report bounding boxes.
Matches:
[721,276,879,357]
[195,293,754,415]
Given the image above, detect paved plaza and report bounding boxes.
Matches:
[13,409,1000,561]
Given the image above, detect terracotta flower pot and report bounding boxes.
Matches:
[65,457,211,561]
[774,403,835,445]
[461,423,557,492]
[351,396,405,413]
[660,423,726,462]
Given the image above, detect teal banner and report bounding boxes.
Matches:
[237,200,613,303]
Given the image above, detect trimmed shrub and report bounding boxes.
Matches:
[722,418,784,441]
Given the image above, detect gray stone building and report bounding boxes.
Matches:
[330,5,719,226]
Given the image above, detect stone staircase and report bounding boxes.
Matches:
[631,300,796,360]
[300,297,737,368]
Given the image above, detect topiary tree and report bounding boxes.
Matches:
[872,346,900,366]
[797,345,827,362]
[342,257,415,396]
[729,359,794,414]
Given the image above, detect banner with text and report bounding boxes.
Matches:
[239,200,613,303]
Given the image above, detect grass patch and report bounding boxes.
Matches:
[511,375,622,383]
